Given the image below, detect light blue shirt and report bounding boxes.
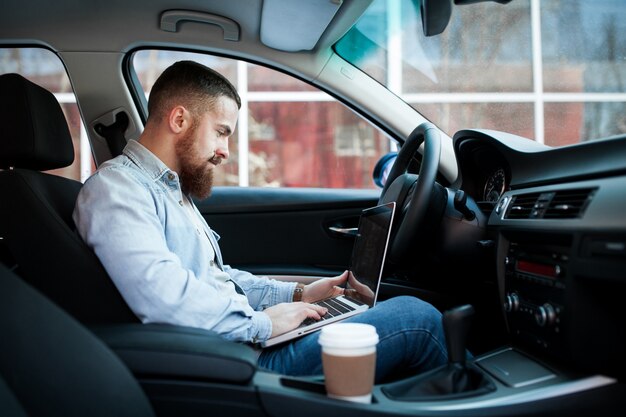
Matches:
[73,140,296,343]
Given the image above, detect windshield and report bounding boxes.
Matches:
[335,0,626,147]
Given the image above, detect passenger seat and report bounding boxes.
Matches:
[0,73,136,324]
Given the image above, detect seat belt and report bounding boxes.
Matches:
[94,110,130,158]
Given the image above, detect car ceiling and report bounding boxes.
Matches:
[1,0,459,182]
[0,0,370,78]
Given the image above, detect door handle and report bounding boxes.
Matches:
[328,226,358,237]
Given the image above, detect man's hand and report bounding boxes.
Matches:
[302,270,349,303]
[343,271,375,305]
[264,302,328,337]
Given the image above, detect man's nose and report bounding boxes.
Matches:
[215,139,229,160]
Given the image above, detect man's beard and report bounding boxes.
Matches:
[175,126,215,200]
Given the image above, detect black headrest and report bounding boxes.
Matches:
[0,73,74,170]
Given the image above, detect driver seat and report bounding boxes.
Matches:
[0,72,136,324]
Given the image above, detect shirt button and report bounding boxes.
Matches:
[179,200,183,206]
[167,173,175,181]
[209,260,215,267]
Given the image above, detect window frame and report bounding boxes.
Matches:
[124,47,399,190]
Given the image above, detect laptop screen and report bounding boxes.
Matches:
[345,202,395,307]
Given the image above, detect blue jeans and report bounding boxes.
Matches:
[257,296,448,383]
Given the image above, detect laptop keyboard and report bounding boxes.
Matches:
[299,296,366,327]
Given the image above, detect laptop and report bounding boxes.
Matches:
[260,201,396,348]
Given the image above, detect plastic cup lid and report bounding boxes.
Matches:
[318,323,379,349]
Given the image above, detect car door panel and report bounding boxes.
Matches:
[195,187,380,276]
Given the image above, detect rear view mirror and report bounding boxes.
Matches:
[418,0,514,37]
[419,0,453,37]
[373,152,397,188]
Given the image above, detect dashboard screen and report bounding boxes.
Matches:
[516,259,558,279]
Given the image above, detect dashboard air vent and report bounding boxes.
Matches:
[504,192,541,219]
[504,188,596,220]
[543,188,595,219]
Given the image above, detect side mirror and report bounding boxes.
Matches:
[373,152,397,188]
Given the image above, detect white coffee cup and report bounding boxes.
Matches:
[318,323,379,403]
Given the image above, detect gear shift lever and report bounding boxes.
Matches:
[381,303,495,401]
[443,304,475,366]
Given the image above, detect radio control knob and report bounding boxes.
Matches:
[555,265,562,277]
[535,303,556,327]
[505,293,520,312]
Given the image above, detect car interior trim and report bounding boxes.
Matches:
[260,0,342,52]
[160,10,241,41]
[414,374,616,412]
[492,176,626,229]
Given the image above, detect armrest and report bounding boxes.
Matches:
[91,323,258,384]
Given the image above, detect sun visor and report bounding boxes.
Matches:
[260,0,343,52]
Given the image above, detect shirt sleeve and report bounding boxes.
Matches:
[73,167,273,342]
[224,266,297,310]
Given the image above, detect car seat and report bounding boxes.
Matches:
[0,262,155,417]
[0,72,137,324]
[0,74,262,391]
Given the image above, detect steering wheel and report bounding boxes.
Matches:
[378,122,442,263]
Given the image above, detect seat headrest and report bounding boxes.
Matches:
[0,73,74,170]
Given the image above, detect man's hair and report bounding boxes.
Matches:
[147,60,241,121]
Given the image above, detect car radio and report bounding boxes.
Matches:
[503,241,569,360]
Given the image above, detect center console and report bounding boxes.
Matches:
[95,307,624,417]
[91,231,626,417]
[237,178,626,415]
[503,239,569,363]
[255,347,620,417]
[500,231,626,379]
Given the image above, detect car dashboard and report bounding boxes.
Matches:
[453,128,626,381]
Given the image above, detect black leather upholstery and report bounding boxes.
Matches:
[0,73,74,170]
[0,263,155,417]
[0,73,137,324]
[92,323,259,384]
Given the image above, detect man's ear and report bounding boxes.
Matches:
[167,105,191,134]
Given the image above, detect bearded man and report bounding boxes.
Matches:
[74,60,449,382]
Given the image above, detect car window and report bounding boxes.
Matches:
[335,0,626,146]
[131,50,393,189]
[0,47,95,182]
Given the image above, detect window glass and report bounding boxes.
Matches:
[247,64,317,92]
[413,102,535,140]
[132,50,391,189]
[248,101,388,188]
[542,0,626,93]
[133,50,239,92]
[402,0,533,94]
[544,102,626,146]
[334,0,387,86]
[0,48,94,182]
[336,0,626,145]
[335,0,533,94]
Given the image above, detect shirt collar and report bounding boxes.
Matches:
[123,139,174,182]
